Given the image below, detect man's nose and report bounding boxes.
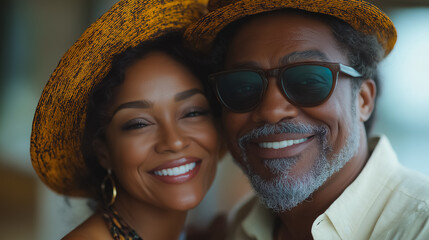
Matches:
[154,123,190,154]
[250,77,299,124]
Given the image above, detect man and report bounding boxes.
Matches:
[185,0,429,239]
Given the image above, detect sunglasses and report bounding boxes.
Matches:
[209,62,362,113]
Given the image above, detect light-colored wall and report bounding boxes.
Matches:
[373,7,429,176]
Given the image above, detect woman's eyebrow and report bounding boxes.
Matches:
[111,88,204,117]
[174,88,205,102]
[112,100,153,116]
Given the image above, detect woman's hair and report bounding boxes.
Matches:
[81,32,216,202]
[211,9,384,135]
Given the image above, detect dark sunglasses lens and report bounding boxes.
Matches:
[216,71,264,112]
[281,65,333,106]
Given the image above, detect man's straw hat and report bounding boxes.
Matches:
[185,0,397,56]
[30,0,208,197]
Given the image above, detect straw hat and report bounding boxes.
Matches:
[30,0,208,197]
[184,0,397,56]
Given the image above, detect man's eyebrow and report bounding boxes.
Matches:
[112,100,153,116]
[280,50,330,65]
[226,61,261,69]
[226,50,329,70]
[174,88,205,101]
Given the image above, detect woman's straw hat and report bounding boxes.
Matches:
[30,0,208,197]
[185,0,397,56]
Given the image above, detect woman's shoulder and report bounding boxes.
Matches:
[62,212,112,240]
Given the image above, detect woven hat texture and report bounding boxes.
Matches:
[184,0,397,56]
[30,0,208,197]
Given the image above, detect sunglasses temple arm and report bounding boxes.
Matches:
[339,64,363,78]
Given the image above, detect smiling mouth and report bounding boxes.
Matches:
[258,137,309,149]
[153,162,197,177]
[149,158,202,184]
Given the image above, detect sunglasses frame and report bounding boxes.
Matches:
[209,61,362,113]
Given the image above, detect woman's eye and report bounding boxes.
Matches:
[183,109,209,118]
[121,120,149,131]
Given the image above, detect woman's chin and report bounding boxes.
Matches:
[157,178,214,211]
[167,194,204,211]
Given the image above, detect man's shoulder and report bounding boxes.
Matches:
[371,166,429,239]
[368,135,429,205]
[372,191,429,240]
[388,164,429,202]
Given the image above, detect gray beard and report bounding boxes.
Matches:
[236,120,360,212]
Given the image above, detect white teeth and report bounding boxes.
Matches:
[258,138,308,149]
[153,162,196,176]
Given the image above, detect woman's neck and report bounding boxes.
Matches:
[112,193,188,240]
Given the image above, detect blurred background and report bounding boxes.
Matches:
[0,0,428,239]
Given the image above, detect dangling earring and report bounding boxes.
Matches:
[101,169,117,207]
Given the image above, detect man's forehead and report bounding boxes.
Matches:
[232,9,332,35]
[224,13,346,68]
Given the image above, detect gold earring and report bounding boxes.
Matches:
[101,169,117,207]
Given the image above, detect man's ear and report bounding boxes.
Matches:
[93,138,112,170]
[358,79,376,122]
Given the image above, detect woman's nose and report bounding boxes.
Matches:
[154,123,190,154]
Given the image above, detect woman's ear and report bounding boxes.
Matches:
[358,79,377,122]
[93,138,112,170]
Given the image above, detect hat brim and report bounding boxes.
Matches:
[30,0,208,198]
[185,0,396,56]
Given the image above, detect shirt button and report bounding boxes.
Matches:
[417,202,428,212]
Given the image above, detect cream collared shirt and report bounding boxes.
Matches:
[226,136,429,240]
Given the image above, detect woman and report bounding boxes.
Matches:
[30,0,223,239]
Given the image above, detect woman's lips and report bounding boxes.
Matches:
[149,157,201,184]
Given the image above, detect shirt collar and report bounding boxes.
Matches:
[323,135,400,239]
